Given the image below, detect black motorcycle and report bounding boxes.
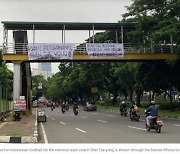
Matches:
[145,111,163,133]
[120,108,128,117]
[51,105,55,111]
[14,111,21,121]
[130,109,140,121]
[61,106,66,113]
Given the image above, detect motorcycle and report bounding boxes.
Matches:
[145,110,163,133]
[14,111,21,121]
[120,108,128,117]
[130,108,140,121]
[73,107,78,115]
[65,104,69,111]
[51,105,55,111]
[61,106,66,113]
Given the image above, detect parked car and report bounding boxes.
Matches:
[32,100,38,108]
[83,102,97,111]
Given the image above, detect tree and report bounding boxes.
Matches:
[123,0,180,53]
[0,49,13,100]
[31,75,47,100]
[122,0,180,105]
[115,62,136,101]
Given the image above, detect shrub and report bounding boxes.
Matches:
[140,102,150,108]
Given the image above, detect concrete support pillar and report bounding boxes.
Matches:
[13,61,22,100]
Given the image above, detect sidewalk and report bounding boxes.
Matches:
[0,108,38,143]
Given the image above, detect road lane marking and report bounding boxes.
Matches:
[97,120,107,123]
[128,126,146,131]
[80,116,87,119]
[46,115,49,117]
[60,121,66,125]
[51,118,55,120]
[107,115,116,117]
[75,128,86,133]
[40,123,48,144]
[175,124,180,127]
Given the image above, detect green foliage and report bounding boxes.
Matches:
[158,102,180,110]
[140,102,150,108]
[0,66,13,91]
[155,94,180,110]
[31,75,47,99]
[123,0,180,52]
[42,1,180,107]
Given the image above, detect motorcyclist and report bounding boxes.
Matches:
[73,102,78,110]
[130,101,137,117]
[120,101,127,113]
[61,102,66,108]
[51,102,55,110]
[65,102,69,111]
[145,100,158,127]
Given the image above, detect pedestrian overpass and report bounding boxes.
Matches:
[1,21,177,114]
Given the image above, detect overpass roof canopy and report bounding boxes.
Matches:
[1,21,136,31]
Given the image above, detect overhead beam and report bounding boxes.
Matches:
[2,53,177,63]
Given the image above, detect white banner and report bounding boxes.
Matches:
[28,43,74,60]
[86,43,124,58]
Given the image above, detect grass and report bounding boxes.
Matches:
[97,105,180,118]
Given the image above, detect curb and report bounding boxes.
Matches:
[0,136,38,143]
[33,108,39,140]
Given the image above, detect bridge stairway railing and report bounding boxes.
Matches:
[1,43,174,54]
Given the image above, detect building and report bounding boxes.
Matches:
[31,63,52,79]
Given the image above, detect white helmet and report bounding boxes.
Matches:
[122,101,125,104]
[151,100,155,105]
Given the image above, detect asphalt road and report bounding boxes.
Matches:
[38,105,180,143]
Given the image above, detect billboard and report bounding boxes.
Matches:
[14,99,26,111]
[86,43,124,58]
[28,43,74,60]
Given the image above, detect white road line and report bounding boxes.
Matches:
[70,114,74,116]
[97,120,107,123]
[75,128,86,133]
[107,115,116,117]
[128,126,146,131]
[80,116,87,119]
[174,124,180,127]
[51,118,55,120]
[60,121,66,125]
[91,112,98,115]
[46,115,49,117]
[40,123,48,144]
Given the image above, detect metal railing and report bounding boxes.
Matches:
[1,42,174,54]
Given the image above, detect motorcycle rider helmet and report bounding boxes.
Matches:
[151,100,155,105]
[122,101,125,104]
